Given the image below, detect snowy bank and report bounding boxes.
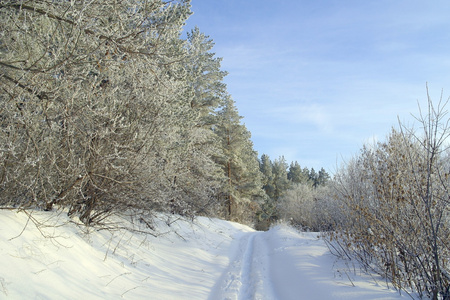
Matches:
[0,210,414,299]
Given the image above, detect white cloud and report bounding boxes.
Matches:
[187,0,450,171]
[269,103,334,134]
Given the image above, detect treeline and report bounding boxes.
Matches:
[0,1,253,224]
[256,155,332,230]
[0,1,331,228]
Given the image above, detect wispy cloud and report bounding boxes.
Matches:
[269,103,334,134]
[187,0,450,171]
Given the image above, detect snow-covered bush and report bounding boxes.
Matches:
[0,1,225,224]
[330,95,450,300]
[277,183,340,231]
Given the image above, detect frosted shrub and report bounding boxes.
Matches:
[330,94,450,300]
[278,183,339,231]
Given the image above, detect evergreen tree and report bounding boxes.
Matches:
[214,97,264,223]
[302,167,311,182]
[272,156,290,201]
[184,27,228,124]
[166,26,232,216]
[287,161,308,184]
[309,168,318,187]
[0,0,193,223]
[317,167,330,186]
[256,154,277,226]
[260,154,275,199]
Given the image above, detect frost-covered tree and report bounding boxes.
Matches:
[184,27,227,125]
[278,182,338,231]
[278,183,315,227]
[159,26,231,217]
[214,97,264,223]
[330,94,450,300]
[259,156,332,228]
[0,0,197,223]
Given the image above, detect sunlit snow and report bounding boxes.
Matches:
[0,210,414,299]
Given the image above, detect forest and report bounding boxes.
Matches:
[0,1,448,299]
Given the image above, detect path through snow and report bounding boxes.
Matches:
[209,226,408,300]
[0,210,414,299]
[210,232,276,300]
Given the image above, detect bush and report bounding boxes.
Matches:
[278,183,340,231]
[330,94,450,300]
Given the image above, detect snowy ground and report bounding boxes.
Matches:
[0,210,416,299]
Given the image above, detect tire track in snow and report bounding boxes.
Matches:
[209,231,277,300]
[238,233,257,299]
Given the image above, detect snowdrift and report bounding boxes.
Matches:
[0,210,413,299]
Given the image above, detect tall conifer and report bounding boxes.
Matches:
[214,97,263,222]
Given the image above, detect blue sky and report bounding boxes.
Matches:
[185,0,450,173]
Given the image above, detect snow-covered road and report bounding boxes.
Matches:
[209,226,408,300]
[0,211,414,299]
[210,232,276,300]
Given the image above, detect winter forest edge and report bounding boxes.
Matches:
[0,1,448,299]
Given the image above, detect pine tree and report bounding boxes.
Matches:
[309,168,318,187]
[287,161,308,184]
[272,156,290,201]
[317,168,330,186]
[214,97,264,223]
[302,167,311,182]
[164,26,232,216]
[184,27,228,124]
[260,154,275,199]
[257,154,278,227]
[0,0,196,222]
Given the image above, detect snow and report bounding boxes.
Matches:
[0,210,415,299]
